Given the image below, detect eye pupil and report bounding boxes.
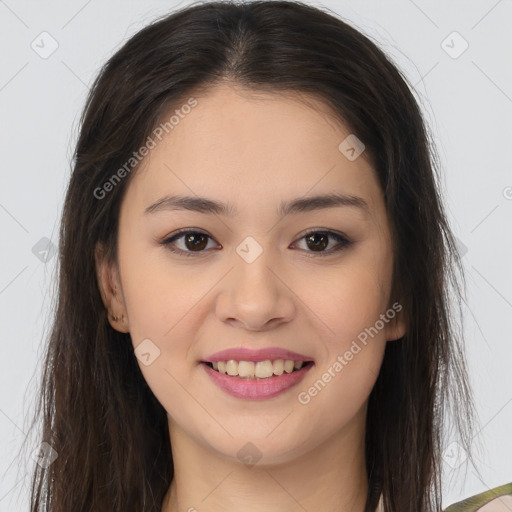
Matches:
[306,233,328,251]
[185,233,208,251]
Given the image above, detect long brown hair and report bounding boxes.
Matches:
[24,1,476,510]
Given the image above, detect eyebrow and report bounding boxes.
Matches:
[144,192,369,218]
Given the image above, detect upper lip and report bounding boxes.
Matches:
[202,347,315,363]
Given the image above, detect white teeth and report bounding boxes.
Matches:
[226,360,238,376]
[254,360,273,378]
[283,359,295,374]
[208,359,308,378]
[238,360,257,378]
[273,359,284,375]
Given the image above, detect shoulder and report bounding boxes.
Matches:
[444,482,512,511]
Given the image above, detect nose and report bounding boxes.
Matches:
[214,253,296,332]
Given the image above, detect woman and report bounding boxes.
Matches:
[24,1,510,510]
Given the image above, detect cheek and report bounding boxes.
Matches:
[304,254,392,346]
[119,251,206,416]
[296,262,390,428]
[295,341,384,449]
[119,240,203,342]
[293,252,390,409]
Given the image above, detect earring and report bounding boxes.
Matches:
[110,312,123,322]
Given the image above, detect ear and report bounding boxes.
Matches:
[384,301,407,342]
[95,242,129,333]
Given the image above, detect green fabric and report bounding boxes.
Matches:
[444,482,512,511]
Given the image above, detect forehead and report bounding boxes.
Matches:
[124,83,382,219]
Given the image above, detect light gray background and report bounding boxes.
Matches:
[0,0,511,510]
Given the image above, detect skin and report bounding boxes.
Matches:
[96,83,406,512]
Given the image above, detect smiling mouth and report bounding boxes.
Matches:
[203,360,314,380]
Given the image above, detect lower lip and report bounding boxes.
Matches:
[201,361,314,400]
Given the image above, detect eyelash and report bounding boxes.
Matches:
[159,228,353,258]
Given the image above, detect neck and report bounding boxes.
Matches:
[161,407,369,512]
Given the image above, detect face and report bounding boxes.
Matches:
[96,83,406,466]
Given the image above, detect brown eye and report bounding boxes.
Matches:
[182,232,209,251]
[305,232,329,251]
[161,230,218,257]
[293,230,352,256]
